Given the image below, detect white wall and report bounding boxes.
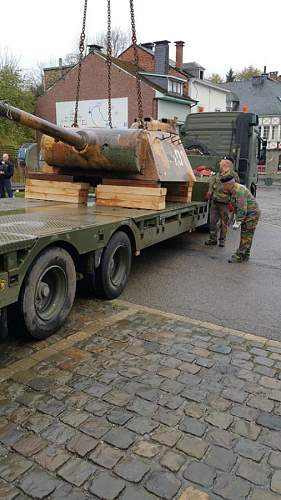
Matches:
[157,98,191,124]
[259,116,281,150]
[56,98,128,128]
[189,80,227,113]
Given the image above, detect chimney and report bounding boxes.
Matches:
[141,42,154,52]
[87,44,103,54]
[175,41,184,70]
[154,40,170,74]
[269,71,278,80]
[59,58,63,78]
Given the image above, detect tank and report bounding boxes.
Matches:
[0,102,195,183]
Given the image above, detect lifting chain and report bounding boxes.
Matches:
[106,0,113,128]
[129,0,143,127]
[72,0,88,127]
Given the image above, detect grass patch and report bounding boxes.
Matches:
[14,191,25,198]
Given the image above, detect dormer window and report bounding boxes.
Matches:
[168,79,183,95]
[199,70,204,80]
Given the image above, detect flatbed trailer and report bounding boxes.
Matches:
[0,197,208,340]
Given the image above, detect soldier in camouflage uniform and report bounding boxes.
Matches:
[205,157,239,247]
[221,175,260,263]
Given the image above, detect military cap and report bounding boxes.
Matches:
[223,155,234,163]
[220,174,235,183]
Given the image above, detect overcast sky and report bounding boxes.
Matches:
[1,0,279,77]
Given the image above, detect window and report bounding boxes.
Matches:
[263,126,270,139]
[271,125,278,140]
[168,79,183,95]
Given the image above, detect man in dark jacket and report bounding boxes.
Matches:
[0,154,14,198]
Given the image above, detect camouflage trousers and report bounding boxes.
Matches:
[209,201,230,243]
[236,210,260,259]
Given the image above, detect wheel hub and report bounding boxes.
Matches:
[38,282,50,299]
[34,265,67,321]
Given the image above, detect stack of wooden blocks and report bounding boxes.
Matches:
[165,182,194,203]
[25,168,196,210]
[96,184,167,210]
[25,177,89,204]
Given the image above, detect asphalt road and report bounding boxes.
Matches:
[122,185,281,340]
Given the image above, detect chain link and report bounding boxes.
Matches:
[106,0,113,128]
[129,0,143,126]
[72,0,88,128]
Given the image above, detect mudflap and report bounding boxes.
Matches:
[0,308,8,339]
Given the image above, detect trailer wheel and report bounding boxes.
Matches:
[98,231,132,299]
[19,247,76,340]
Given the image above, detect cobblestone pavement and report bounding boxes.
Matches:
[1,298,281,499]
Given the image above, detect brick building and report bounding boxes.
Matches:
[37,42,196,129]
[43,58,74,91]
[120,42,229,114]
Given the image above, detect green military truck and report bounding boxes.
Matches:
[180,111,261,196]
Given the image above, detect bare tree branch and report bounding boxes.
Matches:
[0,47,20,71]
[95,27,131,57]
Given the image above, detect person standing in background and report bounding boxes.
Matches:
[0,153,14,198]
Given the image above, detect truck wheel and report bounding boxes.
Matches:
[98,231,132,299]
[19,247,76,340]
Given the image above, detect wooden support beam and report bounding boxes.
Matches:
[165,182,193,203]
[25,179,89,204]
[96,184,166,210]
[102,178,160,188]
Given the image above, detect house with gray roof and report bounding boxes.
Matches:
[120,41,230,116]
[222,73,281,151]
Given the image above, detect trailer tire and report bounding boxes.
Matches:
[98,231,132,299]
[18,247,76,340]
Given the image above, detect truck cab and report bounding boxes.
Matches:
[180,111,261,195]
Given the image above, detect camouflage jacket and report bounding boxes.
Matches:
[210,169,240,203]
[231,183,260,223]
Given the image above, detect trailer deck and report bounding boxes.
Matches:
[0,198,207,255]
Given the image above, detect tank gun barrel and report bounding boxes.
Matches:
[0,101,86,151]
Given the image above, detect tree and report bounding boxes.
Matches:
[95,27,131,57]
[208,73,223,84]
[0,47,20,72]
[0,50,35,146]
[236,65,261,80]
[225,68,236,82]
[62,27,131,66]
[23,62,45,98]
